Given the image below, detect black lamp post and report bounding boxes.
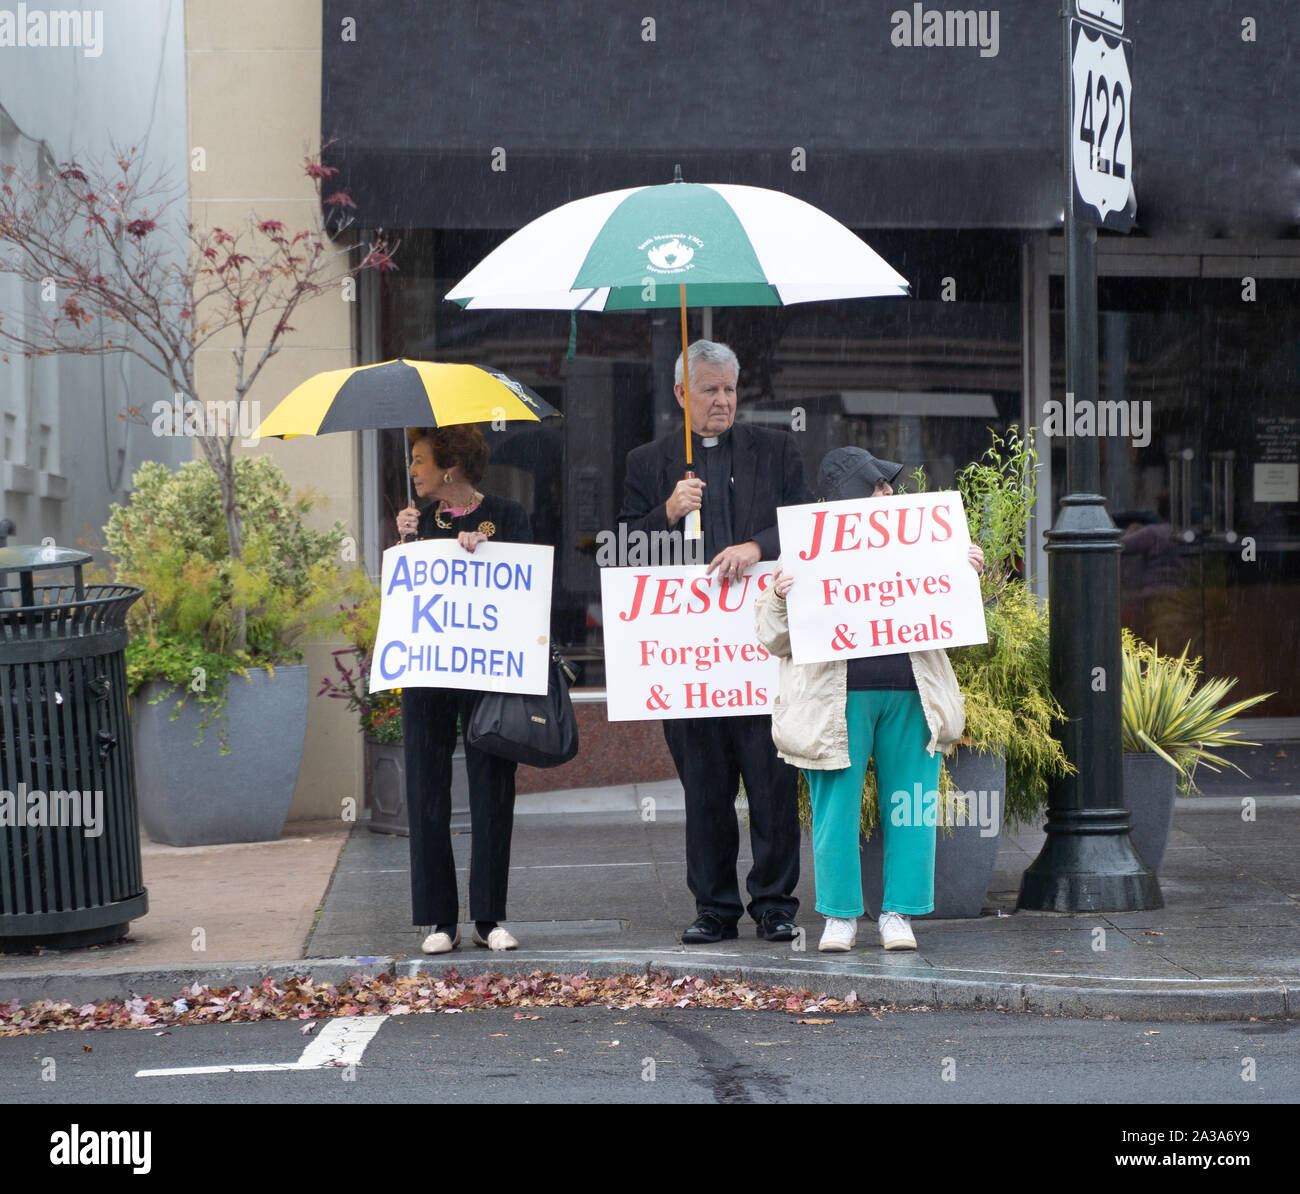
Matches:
[1017,2,1160,912]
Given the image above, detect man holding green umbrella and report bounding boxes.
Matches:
[621,339,811,945]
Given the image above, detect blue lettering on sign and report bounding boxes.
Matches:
[388,550,535,594]
[379,640,405,679]
[387,555,412,594]
[502,563,532,591]
[376,642,526,680]
[412,592,444,633]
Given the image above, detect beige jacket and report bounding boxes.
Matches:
[753,563,966,770]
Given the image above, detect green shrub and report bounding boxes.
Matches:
[105,456,356,742]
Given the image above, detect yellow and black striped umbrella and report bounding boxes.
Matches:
[255,358,560,439]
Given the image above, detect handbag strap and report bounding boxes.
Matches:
[551,648,578,686]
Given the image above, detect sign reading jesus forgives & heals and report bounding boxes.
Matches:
[600,564,779,721]
[369,539,554,696]
[776,491,987,665]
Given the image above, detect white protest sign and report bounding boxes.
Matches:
[600,564,779,721]
[369,539,554,695]
[776,490,987,665]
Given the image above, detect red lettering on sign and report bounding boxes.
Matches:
[650,578,683,615]
[619,574,649,621]
[799,509,828,561]
[832,513,862,553]
[866,507,892,548]
[717,575,751,612]
[686,575,711,614]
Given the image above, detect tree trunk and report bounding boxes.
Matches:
[216,440,247,652]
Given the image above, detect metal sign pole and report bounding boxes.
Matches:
[1018,0,1160,913]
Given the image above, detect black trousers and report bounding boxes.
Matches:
[662,715,800,924]
[401,686,517,927]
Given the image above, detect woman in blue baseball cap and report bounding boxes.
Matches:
[755,447,983,952]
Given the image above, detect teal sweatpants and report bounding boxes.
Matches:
[806,689,941,918]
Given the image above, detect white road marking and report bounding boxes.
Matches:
[297,1015,387,1068]
[136,1015,388,1078]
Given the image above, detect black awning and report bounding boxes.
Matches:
[322,1,1299,237]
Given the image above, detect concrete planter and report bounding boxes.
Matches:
[133,666,308,846]
[364,738,469,836]
[861,747,1006,919]
[1123,752,1179,874]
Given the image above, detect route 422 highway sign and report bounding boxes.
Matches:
[1070,18,1135,231]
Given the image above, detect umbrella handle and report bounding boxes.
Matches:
[682,468,701,541]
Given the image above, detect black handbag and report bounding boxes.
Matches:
[465,652,579,768]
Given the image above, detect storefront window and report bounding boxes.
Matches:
[1050,275,1300,718]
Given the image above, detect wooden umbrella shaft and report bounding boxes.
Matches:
[680,284,693,472]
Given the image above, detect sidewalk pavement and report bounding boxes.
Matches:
[2,786,1298,1021]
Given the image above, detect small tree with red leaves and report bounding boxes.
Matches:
[0,144,396,573]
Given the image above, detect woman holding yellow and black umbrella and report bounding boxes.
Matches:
[255,359,559,955]
[396,424,532,954]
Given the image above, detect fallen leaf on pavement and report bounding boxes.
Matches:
[0,968,917,1036]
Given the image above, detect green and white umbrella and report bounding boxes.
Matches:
[446,170,909,311]
[446,169,909,533]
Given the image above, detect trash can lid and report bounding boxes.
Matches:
[0,544,94,573]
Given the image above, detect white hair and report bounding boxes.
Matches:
[674,339,739,386]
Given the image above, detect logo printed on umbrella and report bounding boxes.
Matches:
[487,370,539,410]
[641,234,701,274]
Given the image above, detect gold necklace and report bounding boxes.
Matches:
[433,490,482,529]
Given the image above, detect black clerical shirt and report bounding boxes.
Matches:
[695,429,734,554]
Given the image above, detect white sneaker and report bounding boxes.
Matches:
[818,916,858,952]
[421,929,461,954]
[878,911,917,951]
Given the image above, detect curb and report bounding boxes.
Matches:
[1,954,1293,1023]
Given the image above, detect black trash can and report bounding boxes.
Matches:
[0,545,147,950]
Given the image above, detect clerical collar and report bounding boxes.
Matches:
[693,428,731,450]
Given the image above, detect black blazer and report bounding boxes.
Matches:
[618,423,812,560]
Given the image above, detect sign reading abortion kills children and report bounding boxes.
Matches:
[600,564,779,721]
[775,491,987,665]
[369,539,554,696]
